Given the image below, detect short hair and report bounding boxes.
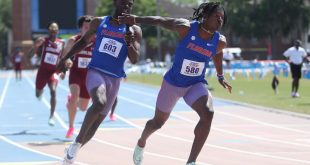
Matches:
[46,21,59,29]
[77,15,94,28]
[294,39,302,45]
[191,2,227,26]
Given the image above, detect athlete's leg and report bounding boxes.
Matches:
[109,97,118,121]
[67,84,80,128]
[137,109,170,148]
[15,69,18,81]
[133,80,182,165]
[35,69,48,100]
[137,80,181,148]
[35,89,43,99]
[292,78,297,93]
[184,84,214,164]
[77,98,90,111]
[18,70,22,80]
[47,81,57,119]
[77,82,91,111]
[75,84,106,145]
[80,73,120,146]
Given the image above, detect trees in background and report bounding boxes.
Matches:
[96,0,178,60]
[220,0,310,58]
[0,0,12,68]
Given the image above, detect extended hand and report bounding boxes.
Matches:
[56,58,67,74]
[219,79,232,93]
[125,27,134,46]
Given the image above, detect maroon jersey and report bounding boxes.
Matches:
[39,38,64,71]
[71,35,94,72]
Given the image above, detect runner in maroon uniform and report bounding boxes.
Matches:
[63,15,94,138]
[11,47,24,81]
[29,22,64,126]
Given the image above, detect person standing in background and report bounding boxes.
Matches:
[283,39,307,97]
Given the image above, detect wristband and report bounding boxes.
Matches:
[217,73,224,80]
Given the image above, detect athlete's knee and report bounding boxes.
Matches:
[70,95,79,104]
[95,84,107,105]
[148,118,166,130]
[78,104,88,112]
[205,91,214,113]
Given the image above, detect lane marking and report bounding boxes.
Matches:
[0,71,11,110]
[39,78,310,164]
[0,161,58,165]
[121,86,310,135]
[33,77,208,164]
[115,93,310,164]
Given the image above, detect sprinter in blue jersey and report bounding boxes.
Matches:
[119,2,231,165]
[57,0,142,164]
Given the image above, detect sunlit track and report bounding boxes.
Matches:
[0,71,309,165]
[121,85,310,134]
[27,74,212,165]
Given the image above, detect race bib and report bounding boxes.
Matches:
[98,38,123,58]
[180,59,204,77]
[44,52,58,65]
[15,56,22,63]
[78,57,91,68]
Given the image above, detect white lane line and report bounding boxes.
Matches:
[0,135,61,160]
[0,71,11,110]
[118,94,310,148]
[117,95,310,164]
[26,76,69,130]
[43,78,212,165]
[121,85,310,134]
[60,80,310,164]
[0,161,57,165]
[62,80,310,164]
[0,135,88,165]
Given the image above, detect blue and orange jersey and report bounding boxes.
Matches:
[164,21,220,87]
[88,16,128,78]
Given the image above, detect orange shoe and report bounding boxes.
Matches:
[109,114,117,121]
[66,127,74,138]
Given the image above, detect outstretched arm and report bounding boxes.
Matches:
[57,18,100,72]
[212,35,232,93]
[60,18,99,61]
[118,14,190,38]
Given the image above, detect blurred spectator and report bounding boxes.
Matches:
[11,47,24,81]
[223,48,234,69]
[283,39,307,97]
[164,51,172,69]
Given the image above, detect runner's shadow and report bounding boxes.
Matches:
[0,130,49,136]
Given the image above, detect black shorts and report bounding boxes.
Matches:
[290,63,302,79]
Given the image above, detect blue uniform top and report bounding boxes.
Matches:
[88,16,128,78]
[164,21,220,87]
